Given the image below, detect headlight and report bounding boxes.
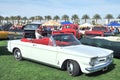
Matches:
[107,53,113,60]
[89,57,98,66]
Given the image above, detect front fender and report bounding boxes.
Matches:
[57,52,90,70]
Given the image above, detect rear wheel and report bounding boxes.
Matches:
[14,48,22,61]
[67,60,81,76]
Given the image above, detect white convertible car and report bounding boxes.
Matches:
[7,33,113,76]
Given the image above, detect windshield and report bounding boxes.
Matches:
[53,34,80,46]
[24,24,40,30]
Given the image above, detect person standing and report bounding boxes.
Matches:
[35,26,43,39]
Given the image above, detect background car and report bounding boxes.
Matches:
[80,36,120,57]
[0,23,23,40]
[8,28,24,40]
[84,26,118,37]
[22,22,42,38]
[0,23,12,39]
[0,30,9,39]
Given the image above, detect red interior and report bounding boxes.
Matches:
[21,38,49,45]
[55,41,70,46]
[21,37,70,46]
[21,38,33,43]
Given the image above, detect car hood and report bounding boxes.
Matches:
[61,44,113,58]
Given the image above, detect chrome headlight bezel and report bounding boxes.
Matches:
[107,53,113,60]
[89,57,98,66]
[89,53,113,67]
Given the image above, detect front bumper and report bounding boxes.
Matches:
[85,60,113,72]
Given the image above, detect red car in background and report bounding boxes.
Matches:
[52,24,82,39]
[85,26,115,37]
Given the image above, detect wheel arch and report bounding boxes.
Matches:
[61,59,81,71]
[12,47,20,53]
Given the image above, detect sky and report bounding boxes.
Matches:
[0,0,120,18]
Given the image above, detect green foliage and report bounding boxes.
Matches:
[82,14,90,23]
[0,41,120,80]
[62,14,69,22]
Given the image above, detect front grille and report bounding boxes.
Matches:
[98,54,112,63]
[98,57,106,63]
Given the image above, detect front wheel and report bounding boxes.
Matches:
[14,48,23,61]
[67,60,81,76]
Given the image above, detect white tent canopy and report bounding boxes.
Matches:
[79,23,94,28]
[42,20,61,26]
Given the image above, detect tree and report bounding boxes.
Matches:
[53,15,60,21]
[71,14,79,23]
[45,15,52,21]
[10,16,15,24]
[35,16,39,21]
[93,14,101,24]
[0,16,4,25]
[44,16,47,21]
[82,14,90,23]
[37,16,43,22]
[92,20,95,25]
[105,14,114,23]
[62,14,69,22]
[16,15,21,24]
[34,16,43,22]
[29,16,35,22]
[4,16,10,23]
[117,14,120,19]
[22,17,28,24]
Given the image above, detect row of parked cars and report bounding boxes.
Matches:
[22,22,83,39]
[1,22,119,40]
[0,23,23,40]
[0,22,119,76]
[23,23,120,40]
[79,26,119,37]
[79,26,120,58]
[0,22,53,40]
[1,23,119,59]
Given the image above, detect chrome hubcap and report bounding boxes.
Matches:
[67,62,73,74]
[15,50,20,59]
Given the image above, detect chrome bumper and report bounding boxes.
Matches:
[85,60,112,72]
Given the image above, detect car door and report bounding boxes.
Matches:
[30,43,59,65]
[19,41,34,58]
